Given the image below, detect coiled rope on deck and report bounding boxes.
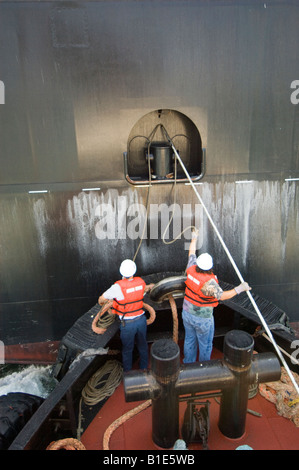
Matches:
[259,367,299,427]
[81,360,123,407]
[77,359,123,440]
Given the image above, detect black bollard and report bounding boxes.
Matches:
[123,332,281,448]
[151,339,181,448]
[218,330,254,439]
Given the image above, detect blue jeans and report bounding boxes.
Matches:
[182,309,215,363]
[119,314,148,372]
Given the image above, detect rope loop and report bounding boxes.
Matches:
[92,301,114,334]
[46,438,86,450]
[92,302,156,334]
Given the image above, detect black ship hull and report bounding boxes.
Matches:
[0,0,298,363]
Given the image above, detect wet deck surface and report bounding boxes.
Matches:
[81,347,299,451]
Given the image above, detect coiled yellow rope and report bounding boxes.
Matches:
[77,360,123,439]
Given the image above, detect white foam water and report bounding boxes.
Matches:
[0,364,57,399]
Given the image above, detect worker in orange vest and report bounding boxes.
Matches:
[183,230,251,363]
[98,259,154,372]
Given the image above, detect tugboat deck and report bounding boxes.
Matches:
[81,348,299,451]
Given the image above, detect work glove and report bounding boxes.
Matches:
[234,282,251,295]
[191,228,199,239]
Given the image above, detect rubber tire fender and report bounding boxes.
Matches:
[149,275,186,303]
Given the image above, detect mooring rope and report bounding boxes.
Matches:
[102,399,152,450]
[161,125,299,397]
[168,294,179,344]
[77,359,123,440]
[92,302,156,334]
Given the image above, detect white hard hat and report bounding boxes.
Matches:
[196,253,213,270]
[119,259,137,278]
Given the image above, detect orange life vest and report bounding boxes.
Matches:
[112,277,146,318]
[185,265,219,308]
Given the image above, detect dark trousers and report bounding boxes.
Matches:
[119,314,148,372]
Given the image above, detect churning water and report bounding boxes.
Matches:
[0,364,57,399]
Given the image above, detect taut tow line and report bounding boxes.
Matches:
[162,126,299,397]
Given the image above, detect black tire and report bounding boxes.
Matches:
[150,276,186,303]
[0,392,44,450]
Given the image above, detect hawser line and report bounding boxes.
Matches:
[164,129,299,397]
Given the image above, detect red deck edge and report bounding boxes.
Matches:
[4,341,59,365]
